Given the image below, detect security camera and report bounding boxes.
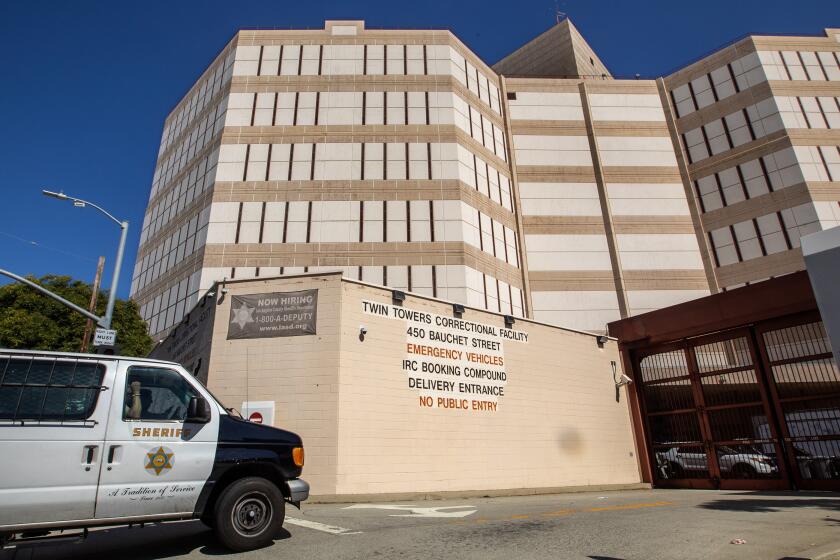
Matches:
[616,373,633,387]
[611,361,632,388]
[359,326,367,335]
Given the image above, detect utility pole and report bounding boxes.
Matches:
[80,256,106,352]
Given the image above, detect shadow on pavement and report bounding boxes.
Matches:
[5,521,291,559]
[695,491,840,514]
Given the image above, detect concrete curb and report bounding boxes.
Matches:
[306,482,653,504]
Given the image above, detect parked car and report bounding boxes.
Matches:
[792,446,840,480]
[0,349,308,552]
[657,445,778,478]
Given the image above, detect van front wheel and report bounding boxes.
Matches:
[213,477,285,551]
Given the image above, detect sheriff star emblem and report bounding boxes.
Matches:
[231,301,255,329]
[145,446,175,476]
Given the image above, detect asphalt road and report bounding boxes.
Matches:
[5,489,840,560]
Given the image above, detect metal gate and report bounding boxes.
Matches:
[634,312,840,490]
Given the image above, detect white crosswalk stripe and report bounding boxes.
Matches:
[285,516,362,535]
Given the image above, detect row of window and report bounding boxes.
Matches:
[233,43,503,116]
[682,98,781,163]
[671,52,760,118]
[226,89,508,161]
[708,203,836,267]
[139,269,202,337]
[206,199,520,267]
[140,150,218,249]
[149,51,235,209]
[137,140,520,300]
[709,212,793,266]
[137,139,515,302]
[694,145,840,216]
[151,101,226,201]
[776,95,840,130]
[133,206,210,296]
[671,50,840,119]
[757,50,840,83]
[137,196,522,334]
[693,147,802,213]
[159,50,234,157]
[216,142,514,212]
[798,145,840,182]
[147,86,510,252]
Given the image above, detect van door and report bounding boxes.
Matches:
[94,361,219,520]
[0,354,112,527]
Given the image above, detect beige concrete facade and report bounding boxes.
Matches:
[132,21,525,338]
[184,272,641,499]
[130,18,839,340]
[505,77,711,331]
[663,29,840,290]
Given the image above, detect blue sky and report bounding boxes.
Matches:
[1,0,838,298]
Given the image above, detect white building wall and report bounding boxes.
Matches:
[530,291,620,334]
[518,183,601,216]
[588,93,666,122]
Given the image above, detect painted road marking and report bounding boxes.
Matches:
[344,504,477,518]
[450,501,674,525]
[541,509,575,517]
[285,517,362,535]
[587,501,673,512]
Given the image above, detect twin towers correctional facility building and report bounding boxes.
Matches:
[131,18,840,339]
[141,19,840,499]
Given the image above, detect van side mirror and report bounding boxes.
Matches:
[187,395,212,423]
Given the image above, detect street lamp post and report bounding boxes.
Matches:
[43,190,129,331]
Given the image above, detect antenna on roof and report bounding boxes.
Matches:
[554,0,567,23]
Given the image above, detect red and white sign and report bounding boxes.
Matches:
[241,401,275,426]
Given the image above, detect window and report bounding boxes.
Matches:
[506,92,516,101]
[0,357,105,421]
[123,366,198,422]
[677,447,702,455]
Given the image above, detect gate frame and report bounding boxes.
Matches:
[632,326,792,490]
[753,309,839,491]
[609,272,825,490]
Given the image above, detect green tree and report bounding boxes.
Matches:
[0,275,153,356]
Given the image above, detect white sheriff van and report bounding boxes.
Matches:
[0,349,309,552]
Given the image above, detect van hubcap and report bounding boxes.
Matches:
[232,492,272,537]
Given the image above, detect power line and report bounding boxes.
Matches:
[0,230,97,263]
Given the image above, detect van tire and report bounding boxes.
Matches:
[213,477,285,551]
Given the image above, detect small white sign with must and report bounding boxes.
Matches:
[93,328,117,346]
